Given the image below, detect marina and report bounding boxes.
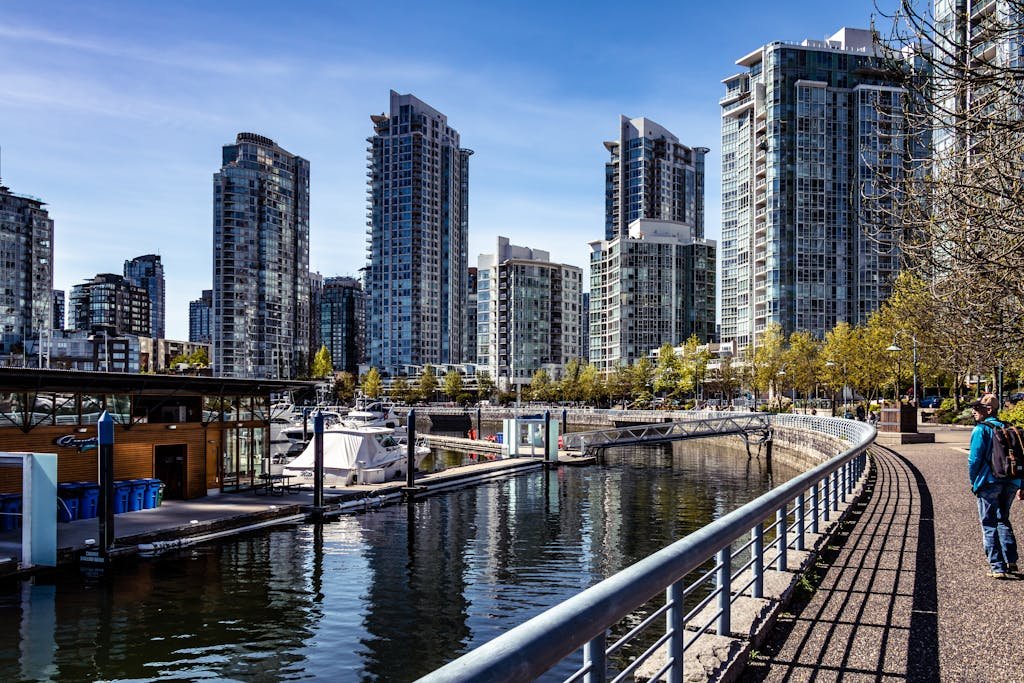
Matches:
[0,438,797,682]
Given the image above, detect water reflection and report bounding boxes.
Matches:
[0,438,794,682]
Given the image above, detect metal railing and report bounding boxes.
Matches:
[560,414,771,456]
[418,414,875,683]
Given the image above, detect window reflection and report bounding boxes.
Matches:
[109,394,131,424]
[81,394,103,425]
[0,392,25,428]
[54,393,78,425]
[29,393,54,427]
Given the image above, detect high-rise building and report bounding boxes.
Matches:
[52,290,65,331]
[589,117,716,374]
[308,271,324,369]
[189,289,212,344]
[70,273,151,336]
[720,28,915,348]
[124,254,165,339]
[477,237,582,392]
[581,291,590,361]
[320,276,365,375]
[366,91,472,376]
[213,133,310,379]
[0,182,54,360]
[465,267,478,364]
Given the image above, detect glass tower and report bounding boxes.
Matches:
[320,276,365,375]
[124,254,165,339]
[476,237,582,392]
[0,182,54,360]
[590,117,716,374]
[189,289,212,344]
[720,28,916,348]
[366,91,472,376]
[213,133,310,379]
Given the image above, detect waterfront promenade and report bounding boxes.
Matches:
[743,425,1024,682]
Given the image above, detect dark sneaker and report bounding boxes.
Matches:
[1009,563,1019,573]
[988,570,1008,579]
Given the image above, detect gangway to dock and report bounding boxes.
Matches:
[560,413,772,457]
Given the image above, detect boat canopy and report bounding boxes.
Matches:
[284,427,399,471]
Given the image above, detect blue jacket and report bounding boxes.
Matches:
[969,417,1023,493]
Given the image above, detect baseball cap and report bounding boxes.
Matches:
[970,394,999,412]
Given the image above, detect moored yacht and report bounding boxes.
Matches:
[282,426,429,486]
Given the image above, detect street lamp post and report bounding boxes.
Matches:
[825,360,837,416]
[886,334,919,408]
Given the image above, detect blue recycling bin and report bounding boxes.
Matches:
[142,479,162,509]
[127,480,147,512]
[113,480,132,514]
[77,482,100,519]
[57,483,81,522]
[1,493,22,531]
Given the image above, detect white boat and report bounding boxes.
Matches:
[340,401,402,430]
[280,410,345,443]
[282,426,429,486]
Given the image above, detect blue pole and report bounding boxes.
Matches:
[97,411,115,556]
[406,409,417,490]
[313,410,324,513]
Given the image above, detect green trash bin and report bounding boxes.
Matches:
[156,483,166,507]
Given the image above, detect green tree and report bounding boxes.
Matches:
[631,357,655,407]
[310,345,334,378]
[443,370,464,402]
[783,331,821,409]
[418,365,438,403]
[653,343,682,401]
[362,367,383,399]
[680,334,711,400]
[189,347,210,367]
[476,370,495,402]
[822,322,857,414]
[580,363,605,406]
[751,323,786,404]
[607,364,633,408]
[528,369,554,402]
[334,372,357,404]
[560,358,584,404]
[390,377,413,404]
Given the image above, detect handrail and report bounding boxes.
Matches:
[418,414,875,683]
[560,413,771,455]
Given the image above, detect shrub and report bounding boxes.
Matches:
[999,401,1024,426]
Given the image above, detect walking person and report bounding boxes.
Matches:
[969,394,1023,578]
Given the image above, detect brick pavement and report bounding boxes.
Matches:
[743,426,1024,682]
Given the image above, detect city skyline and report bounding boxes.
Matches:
[0,1,892,339]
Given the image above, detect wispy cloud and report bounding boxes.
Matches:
[0,23,293,77]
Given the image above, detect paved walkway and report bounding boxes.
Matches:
[743,426,1024,682]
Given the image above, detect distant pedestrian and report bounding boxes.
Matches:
[969,394,1022,579]
[855,404,865,422]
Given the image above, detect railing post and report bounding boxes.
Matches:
[822,476,831,523]
[775,507,787,571]
[752,525,763,599]
[795,492,805,552]
[811,480,820,534]
[583,631,607,683]
[840,462,848,502]
[716,546,731,636]
[666,580,684,683]
[831,470,839,512]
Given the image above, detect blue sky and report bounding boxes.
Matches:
[0,0,892,338]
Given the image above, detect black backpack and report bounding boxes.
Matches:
[983,418,1024,479]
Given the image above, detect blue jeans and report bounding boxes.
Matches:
[976,482,1019,572]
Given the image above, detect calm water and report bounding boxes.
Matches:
[0,441,797,682]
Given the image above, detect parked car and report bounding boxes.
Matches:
[1009,392,1024,404]
[919,396,943,409]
